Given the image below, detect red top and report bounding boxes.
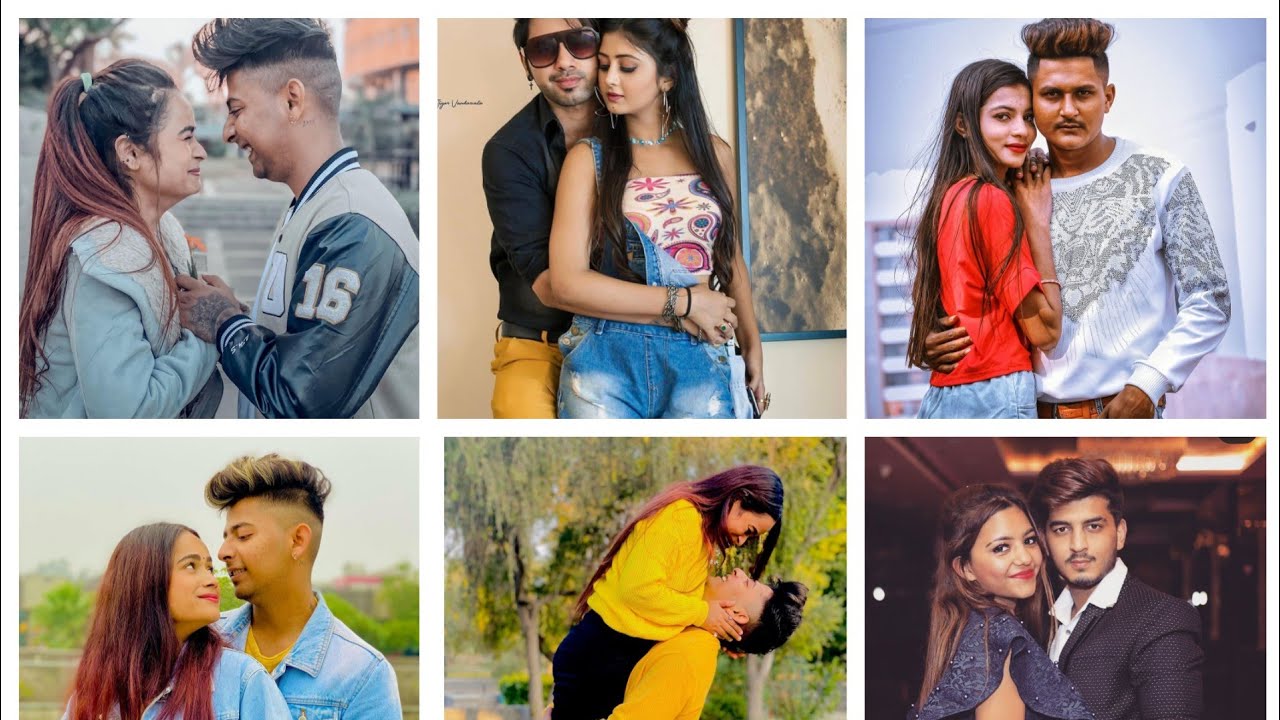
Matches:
[931,178,1043,388]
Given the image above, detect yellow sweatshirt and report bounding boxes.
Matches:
[588,499,712,640]
[608,628,720,720]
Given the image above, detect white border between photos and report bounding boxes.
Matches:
[3,4,1278,720]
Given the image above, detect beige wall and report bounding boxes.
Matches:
[437,19,846,418]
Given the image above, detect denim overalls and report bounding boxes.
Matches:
[557,139,750,419]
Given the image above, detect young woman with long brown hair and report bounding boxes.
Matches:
[20,59,221,418]
[550,465,785,719]
[909,485,1092,720]
[906,59,1061,419]
[62,523,289,720]
[547,19,763,419]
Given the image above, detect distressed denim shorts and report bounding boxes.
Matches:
[917,370,1037,419]
[557,315,743,419]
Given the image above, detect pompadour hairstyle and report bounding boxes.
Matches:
[205,454,332,521]
[1021,18,1116,81]
[723,580,808,655]
[191,18,342,116]
[1028,457,1126,526]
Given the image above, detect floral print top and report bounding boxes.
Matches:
[622,174,721,276]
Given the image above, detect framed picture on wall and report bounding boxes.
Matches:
[734,18,847,340]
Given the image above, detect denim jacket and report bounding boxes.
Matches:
[61,648,291,720]
[26,212,221,418]
[218,593,403,719]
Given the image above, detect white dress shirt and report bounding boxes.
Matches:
[1050,557,1129,663]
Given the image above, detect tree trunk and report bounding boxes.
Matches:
[746,652,775,720]
[518,601,545,713]
[512,534,545,713]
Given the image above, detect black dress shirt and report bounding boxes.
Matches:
[482,94,574,335]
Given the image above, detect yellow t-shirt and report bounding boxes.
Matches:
[588,499,712,640]
[246,625,294,674]
[609,628,720,720]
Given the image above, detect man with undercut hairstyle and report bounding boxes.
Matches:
[208,454,403,718]
[926,18,1230,419]
[180,18,419,419]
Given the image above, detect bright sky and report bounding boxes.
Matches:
[18,437,417,583]
[111,19,345,97]
[118,18,345,65]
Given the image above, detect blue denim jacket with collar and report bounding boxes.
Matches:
[61,648,291,720]
[218,593,402,719]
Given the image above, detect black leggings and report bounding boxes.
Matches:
[551,611,657,719]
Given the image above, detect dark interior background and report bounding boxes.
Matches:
[865,437,1267,718]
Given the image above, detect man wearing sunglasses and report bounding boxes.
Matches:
[482,19,601,418]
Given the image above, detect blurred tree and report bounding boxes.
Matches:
[18,19,129,99]
[739,437,847,720]
[218,573,244,611]
[445,437,560,713]
[325,591,386,650]
[378,563,420,654]
[28,581,93,648]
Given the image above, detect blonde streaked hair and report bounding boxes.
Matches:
[205,453,331,522]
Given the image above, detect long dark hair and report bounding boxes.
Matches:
[592,19,739,292]
[20,59,179,414]
[916,484,1054,711]
[906,59,1031,369]
[68,523,224,720]
[573,464,784,621]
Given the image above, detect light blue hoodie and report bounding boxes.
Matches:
[26,213,220,418]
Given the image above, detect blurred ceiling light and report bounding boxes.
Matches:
[997,437,1265,480]
[1176,454,1251,472]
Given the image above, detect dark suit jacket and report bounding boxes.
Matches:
[1057,573,1204,720]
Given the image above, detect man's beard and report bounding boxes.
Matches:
[1062,553,1116,590]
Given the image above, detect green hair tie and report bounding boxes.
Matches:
[81,72,93,92]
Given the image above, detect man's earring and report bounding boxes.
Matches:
[527,73,534,92]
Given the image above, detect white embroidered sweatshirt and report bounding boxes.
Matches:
[1035,138,1231,404]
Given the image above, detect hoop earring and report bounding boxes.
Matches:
[593,86,616,129]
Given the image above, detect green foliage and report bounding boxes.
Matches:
[382,619,419,655]
[218,574,245,611]
[765,654,847,720]
[497,671,552,706]
[28,582,93,648]
[324,592,385,649]
[18,18,129,100]
[702,658,747,720]
[322,568,420,655]
[379,562,420,619]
